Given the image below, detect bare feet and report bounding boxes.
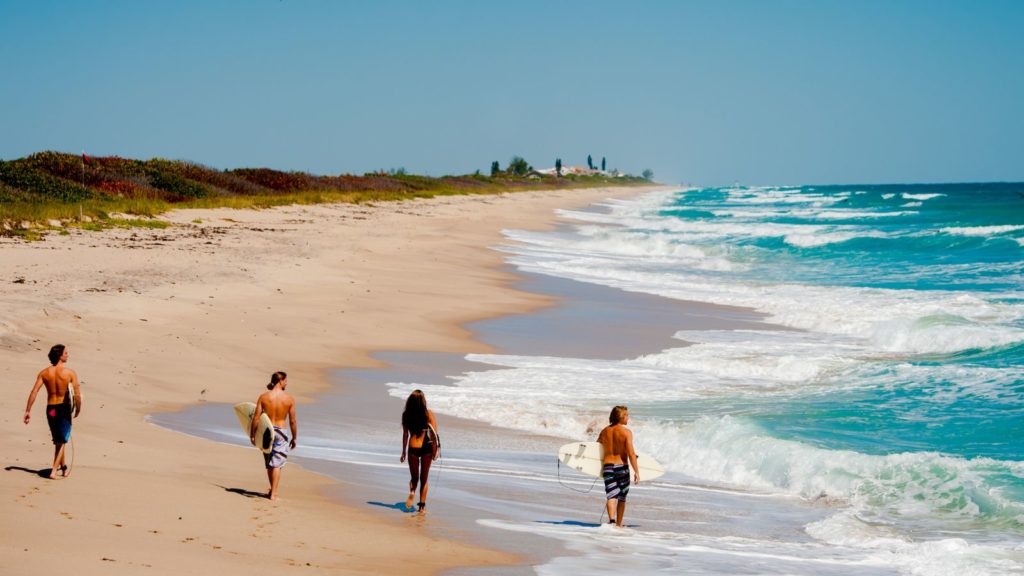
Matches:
[405,492,415,511]
[60,465,70,478]
[417,502,426,515]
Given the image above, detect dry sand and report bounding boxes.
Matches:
[0,186,662,575]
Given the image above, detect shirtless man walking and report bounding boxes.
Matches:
[24,344,82,479]
[597,405,639,527]
[251,371,297,500]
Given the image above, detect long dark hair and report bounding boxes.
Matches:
[402,389,428,431]
[268,371,287,390]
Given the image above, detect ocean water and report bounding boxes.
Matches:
[387,184,1024,575]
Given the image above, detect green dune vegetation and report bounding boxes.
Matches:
[0,151,649,238]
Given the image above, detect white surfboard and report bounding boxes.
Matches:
[428,423,441,459]
[65,389,75,441]
[558,441,665,481]
[233,402,275,454]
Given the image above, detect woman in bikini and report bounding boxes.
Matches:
[400,389,438,513]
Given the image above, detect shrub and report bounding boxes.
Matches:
[170,161,269,195]
[146,169,208,199]
[0,180,31,202]
[0,160,94,202]
[232,168,321,191]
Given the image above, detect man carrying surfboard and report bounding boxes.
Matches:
[251,371,297,501]
[23,344,81,479]
[597,405,639,527]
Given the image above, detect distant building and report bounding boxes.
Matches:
[531,166,627,178]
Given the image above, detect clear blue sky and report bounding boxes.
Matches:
[2,1,1022,185]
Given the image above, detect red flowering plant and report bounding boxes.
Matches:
[232,168,322,192]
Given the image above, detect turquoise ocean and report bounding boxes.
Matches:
[386,184,1024,575]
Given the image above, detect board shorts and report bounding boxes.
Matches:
[263,427,291,469]
[603,464,630,502]
[46,394,72,445]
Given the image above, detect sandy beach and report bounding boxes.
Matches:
[1,185,663,575]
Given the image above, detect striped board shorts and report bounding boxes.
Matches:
[263,427,291,469]
[603,464,630,502]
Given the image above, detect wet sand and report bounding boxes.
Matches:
[154,269,775,573]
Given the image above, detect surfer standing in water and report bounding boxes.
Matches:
[23,344,82,479]
[597,405,639,526]
[400,389,438,514]
[251,371,297,500]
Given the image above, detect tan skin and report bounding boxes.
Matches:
[597,410,639,527]
[250,377,297,501]
[400,409,437,512]
[24,348,81,479]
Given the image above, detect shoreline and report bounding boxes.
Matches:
[1,185,667,575]
[153,267,777,573]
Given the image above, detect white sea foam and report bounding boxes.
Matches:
[515,216,885,250]
[387,342,1024,532]
[727,187,844,206]
[805,513,1024,576]
[479,504,1024,576]
[656,329,864,383]
[784,231,875,247]
[712,208,913,221]
[481,518,897,576]
[941,225,1024,237]
[388,330,1021,439]
[903,193,945,200]
[643,415,1024,522]
[502,190,1024,356]
[507,242,1024,355]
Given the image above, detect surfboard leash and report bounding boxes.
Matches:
[67,434,75,476]
[65,388,76,477]
[429,426,441,496]
[431,449,441,491]
[556,459,602,494]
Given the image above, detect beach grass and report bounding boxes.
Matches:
[1,152,649,238]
